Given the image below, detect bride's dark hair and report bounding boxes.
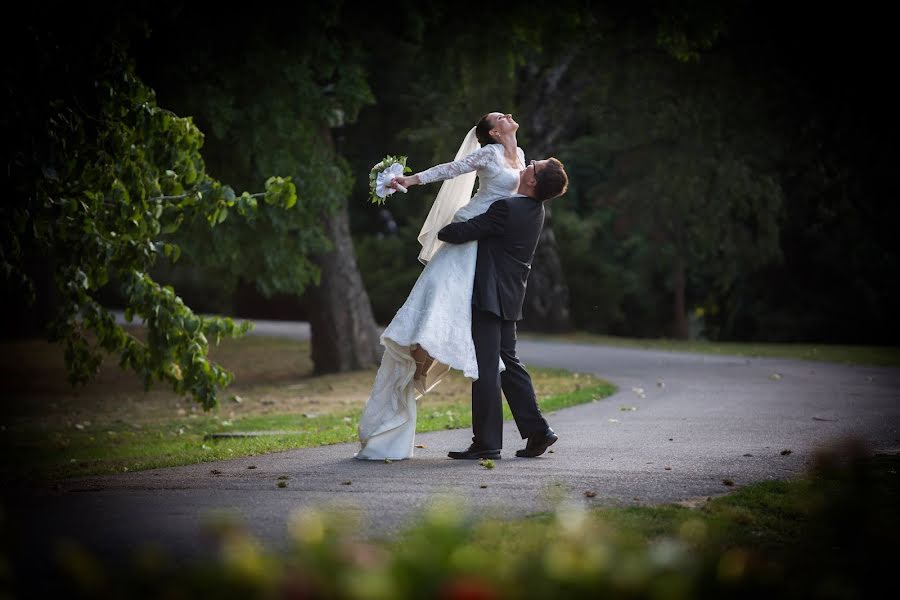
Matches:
[475,113,501,146]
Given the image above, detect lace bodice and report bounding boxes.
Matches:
[416,144,524,220]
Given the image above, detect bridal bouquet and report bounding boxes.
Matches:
[369,155,412,205]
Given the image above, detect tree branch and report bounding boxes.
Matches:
[149,191,266,202]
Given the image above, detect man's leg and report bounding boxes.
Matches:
[500,319,549,439]
[471,308,503,450]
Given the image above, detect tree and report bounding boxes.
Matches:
[552,16,784,339]
[134,4,382,374]
[2,7,300,408]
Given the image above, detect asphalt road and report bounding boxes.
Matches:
[4,317,899,575]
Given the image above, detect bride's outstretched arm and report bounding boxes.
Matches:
[392,145,496,193]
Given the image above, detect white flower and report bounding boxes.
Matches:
[367,154,410,205]
[375,162,406,199]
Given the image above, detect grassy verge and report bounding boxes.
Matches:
[521,331,900,366]
[9,440,896,599]
[0,335,614,480]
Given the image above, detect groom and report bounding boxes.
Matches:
[437,158,569,459]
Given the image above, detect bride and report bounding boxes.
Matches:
[355,112,526,460]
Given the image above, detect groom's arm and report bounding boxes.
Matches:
[437,200,508,244]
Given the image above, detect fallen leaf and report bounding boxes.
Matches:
[247,465,257,469]
[74,423,84,430]
[743,453,753,457]
[210,469,222,475]
[608,418,620,423]
[341,480,352,485]
[664,466,672,471]
[619,406,637,412]
[480,484,488,489]
[769,373,783,381]
[633,497,640,501]
[548,449,555,453]
[384,459,392,464]
[584,491,597,498]
[812,417,837,422]
[277,475,290,480]
[415,444,427,448]
[780,449,792,456]
[479,459,495,470]
[668,438,674,441]
[277,481,287,488]
[230,395,243,404]
[722,479,735,486]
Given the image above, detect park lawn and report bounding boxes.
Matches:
[0,334,614,480]
[520,331,900,367]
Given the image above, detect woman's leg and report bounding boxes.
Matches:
[411,344,434,380]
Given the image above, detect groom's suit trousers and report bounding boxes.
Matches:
[471,307,549,450]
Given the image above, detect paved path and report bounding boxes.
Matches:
[4,317,899,571]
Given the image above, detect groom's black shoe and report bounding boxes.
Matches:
[515,428,558,458]
[448,444,501,460]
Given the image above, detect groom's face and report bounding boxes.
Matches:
[521,159,549,187]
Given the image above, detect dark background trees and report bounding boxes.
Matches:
[4,0,895,405]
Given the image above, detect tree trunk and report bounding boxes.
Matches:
[516,55,582,332]
[672,255,689,339]
[302,202,381,374]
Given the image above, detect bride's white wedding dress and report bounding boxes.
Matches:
[355,142,525,460]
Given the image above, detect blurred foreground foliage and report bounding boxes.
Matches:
[6,438,896,599]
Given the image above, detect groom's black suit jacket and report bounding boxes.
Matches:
[437,195,545,321]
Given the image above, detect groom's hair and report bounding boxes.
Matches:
[534,158,569,202]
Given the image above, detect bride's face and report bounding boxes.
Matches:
[490,113,519,138]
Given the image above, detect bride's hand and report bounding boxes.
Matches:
[389,175,419,190]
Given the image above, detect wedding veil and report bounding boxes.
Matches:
[416,126,480,265]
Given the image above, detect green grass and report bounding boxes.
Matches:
[521,331,900,366]
[470,449,899,559]
[419,374,615,434]
[2,368,614,480]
